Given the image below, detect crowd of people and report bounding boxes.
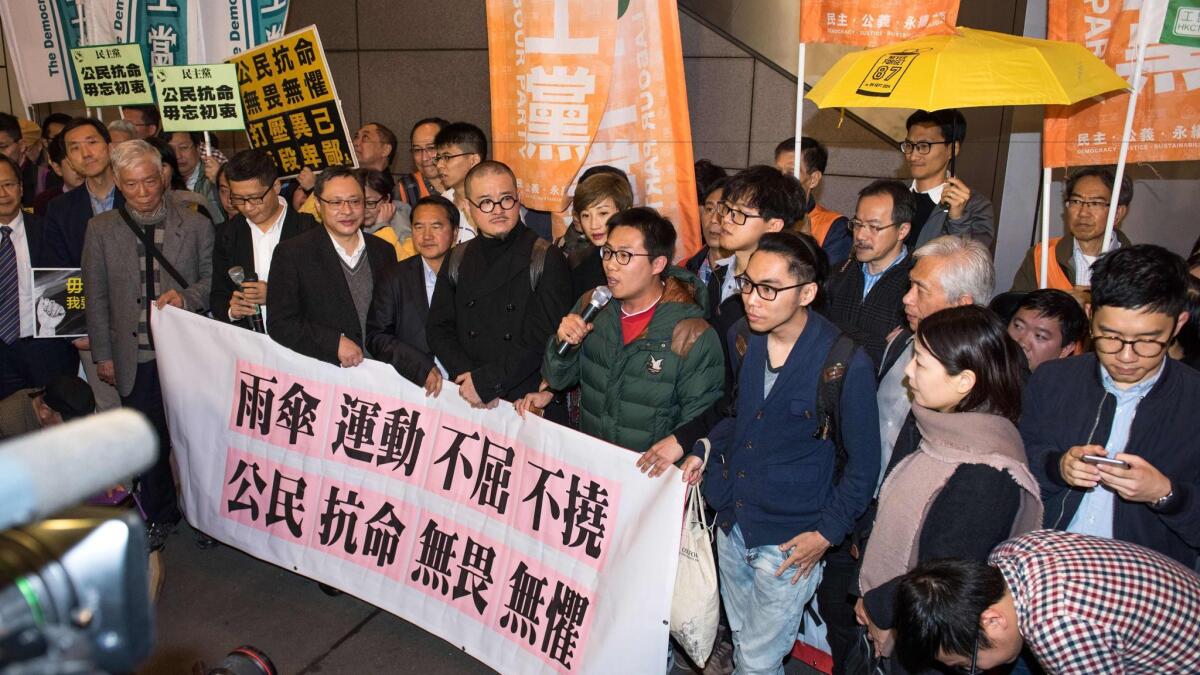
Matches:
[2,103,1199,675]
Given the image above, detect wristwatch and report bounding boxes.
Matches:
[1149,485,1175,510]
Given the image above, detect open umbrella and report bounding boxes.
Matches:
[804,25,1128,288]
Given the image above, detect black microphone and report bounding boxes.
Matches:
[228,266,266,334]
[555,286,613,356]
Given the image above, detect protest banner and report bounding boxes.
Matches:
[1044,0,1200,167]
[0,0,85,104]
[228,26,356,178]
[151,306,685,674]
[70,44,154,108]
[487,0,701,259]
[153,64,246,131]
[799,0,960,47]
[32,268,86,339]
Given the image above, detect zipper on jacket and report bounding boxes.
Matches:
[1052,391,1111,530]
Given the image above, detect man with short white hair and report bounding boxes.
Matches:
[82,139,213,547]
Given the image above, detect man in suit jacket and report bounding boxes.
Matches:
[366,195,459,393]
[210,149,316,329]
[427,161,572,407]
[0,155,79,399]
[82,139,213,539]
[267,166,394,367]
[901,109,995,252]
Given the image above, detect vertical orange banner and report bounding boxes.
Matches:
[1044,0,1200,167]
[488,0,700,259]
[799,0,960,47]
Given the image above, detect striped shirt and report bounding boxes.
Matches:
[991,530,1200,674]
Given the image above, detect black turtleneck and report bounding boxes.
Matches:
[478,221,526,268]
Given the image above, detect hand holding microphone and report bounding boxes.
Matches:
[228,266,267,333]
[555,286,612,356]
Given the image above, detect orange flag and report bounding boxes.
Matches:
[487,0,700,259]
[800,0,960,47]
[1043,0,1200,167]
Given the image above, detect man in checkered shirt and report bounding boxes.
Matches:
[891,529,1200,674]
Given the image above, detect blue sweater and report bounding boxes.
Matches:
[695,312,881,549]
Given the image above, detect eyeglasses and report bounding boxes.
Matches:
[317,196,365,211]
[848,219,898,235]
[951,629,981,674]
[900,140,952,155]
[434,152,474,164]
[411,144,438,156]
[1091,334,1169,358]
[736,275,810,301]
[1065,197,1110,212]
[718,201,765,226]
[600,246,655,266]
[466,195,518,213]
[230,185,274,206]
[364,197,387,209]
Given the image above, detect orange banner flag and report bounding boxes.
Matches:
[487,0,700,259]
[800,0,960,47]
[1044,0,1200,167]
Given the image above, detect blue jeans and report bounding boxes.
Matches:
[717,524,824,675]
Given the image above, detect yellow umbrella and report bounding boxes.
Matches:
[806,26,1129,110]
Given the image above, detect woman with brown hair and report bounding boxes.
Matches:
[560,172,633,299]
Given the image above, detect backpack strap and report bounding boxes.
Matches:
[529,237,550,290]
[397,173,420,205]
[117,206,190,290]
[815,333,857,484]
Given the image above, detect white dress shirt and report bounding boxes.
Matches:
[4,213,33,338]
[248,197,288,282]
[911,179,946,205]
[441,187,478,244]
[330,230,367,268]
[422,257,449,378]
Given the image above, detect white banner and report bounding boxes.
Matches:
[0,0,81,104]
[151,307,684,674]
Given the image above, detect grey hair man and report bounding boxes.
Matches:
[82,138,213,545]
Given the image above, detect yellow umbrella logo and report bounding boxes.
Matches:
[855,49,929,98]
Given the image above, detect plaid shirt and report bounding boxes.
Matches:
[991,530,1200,674]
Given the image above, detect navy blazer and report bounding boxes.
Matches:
[366,255,437,386]
[698,311,881,549]
[43,185,126,267]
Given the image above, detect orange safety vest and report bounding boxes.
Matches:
[1031,237,1073,291]
[808,203,842,246]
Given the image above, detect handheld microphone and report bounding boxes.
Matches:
[0,409,157,531]
[556,286,612,356]
[228,266,266,333]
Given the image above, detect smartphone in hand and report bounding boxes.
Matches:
[1081,454,1131,469]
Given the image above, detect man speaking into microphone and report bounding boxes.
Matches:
[518,207,725,471]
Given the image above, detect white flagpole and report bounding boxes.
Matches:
[1040,167,1052,289]
[1102,39,1148,253]
[794,43,806,177]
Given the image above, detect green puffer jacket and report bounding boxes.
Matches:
[543,267,726,453]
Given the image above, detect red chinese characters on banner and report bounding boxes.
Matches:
[800,0,960,47]
[1044,1,1200,167]
[488,0,700,259]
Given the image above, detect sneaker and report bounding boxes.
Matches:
[195,532,219,549]
[702,626,734,675]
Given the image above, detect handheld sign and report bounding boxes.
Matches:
[70,44,154,107]
[154,64,246,132]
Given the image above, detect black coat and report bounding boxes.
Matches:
[43,183,126,267]
[209,206,316,326]
[567,244,607,302]
[366,255,436,386]
[426,223,572,403]
[266,227,394,365]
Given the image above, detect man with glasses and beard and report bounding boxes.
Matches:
[1022,244,1200,569]
[427,161,571,409]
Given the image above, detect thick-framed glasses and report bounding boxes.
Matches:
[718,201,764,226]
[600,246,654,266]
[950,629,981,674]
[1091,334,1169,358]
[848,219,898,235]
[466,195,518,213]
[900,140,952,155]
[434,152,474,164]
[317,196,365,211]
[230,185,273,206]
[736,275,810,301]
[1065,197,1110,212]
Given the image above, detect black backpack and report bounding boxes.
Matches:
[445,236,551,292]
